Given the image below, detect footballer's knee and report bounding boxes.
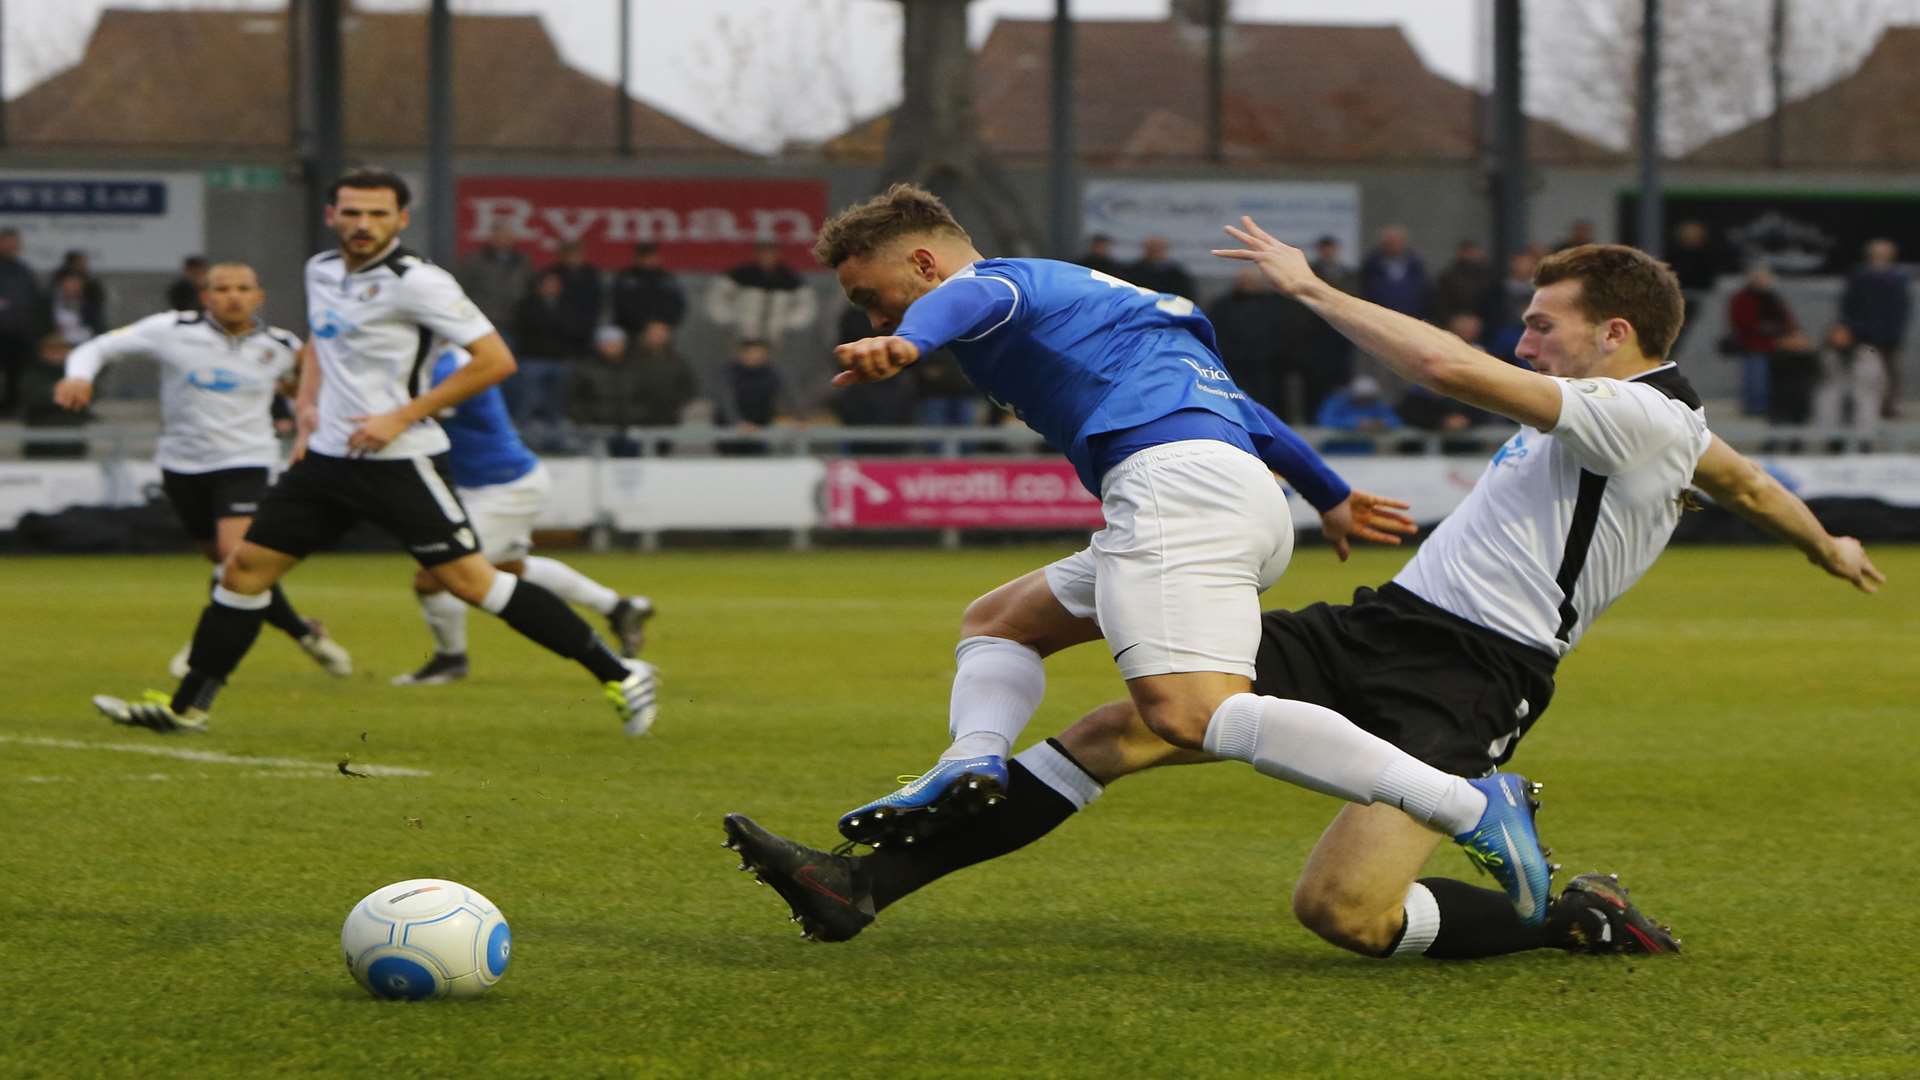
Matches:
[430,557,496,606]
[1059,700,1212,783]
[411,567,441,594]
[958,573,1093,657]
[1291,877,1403,957]
[219,544,283,595]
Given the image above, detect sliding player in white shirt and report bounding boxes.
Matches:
[91,168,655,736]
[55,263,352,678]
[390,342,655,706]
[725,228,1882,959]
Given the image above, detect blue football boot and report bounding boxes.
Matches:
[836,755,1009,848]
[1453,772,1554,925]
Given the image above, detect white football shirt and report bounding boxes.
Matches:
[303,241,496,459]
[64,311,299,474]
[1392,364,1713,657]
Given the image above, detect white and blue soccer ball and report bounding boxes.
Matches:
[341,878,511,1001]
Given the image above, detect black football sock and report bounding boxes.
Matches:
[862,748,1086,912]
[262,585,311,639]
[493,577,630,682]
[1394,877,1553,959]
[173,589,268,713]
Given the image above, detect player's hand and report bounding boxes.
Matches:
[1817,536,1885,594]
[52,378,94,411]
[1212,216,1320,297]
[346,408,412,454]
[832,336,920,386]
[1319,489,1418,561]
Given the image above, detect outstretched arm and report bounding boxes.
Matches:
[1691,435,1884,593]
[1214,217,1563,431]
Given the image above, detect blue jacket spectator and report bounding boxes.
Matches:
[1315,375,1400,454]
[1359,225,1429,319]
[1840,240,1911,350]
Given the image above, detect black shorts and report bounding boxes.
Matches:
[244,452,479,567]
[160,467,270,540]
[1251,583,1558,777]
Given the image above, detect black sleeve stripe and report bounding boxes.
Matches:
[267,329,300,351]
[1552,469,1610,642]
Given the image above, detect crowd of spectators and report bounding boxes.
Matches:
[5,220,1913,459]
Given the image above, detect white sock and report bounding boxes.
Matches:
[1013,740,1102,810]
[1201,693,1488,835]
[1390,883,1442,958]
[940,636,1045,761]
[478,571,517,615]
[521,556,621,615]
[419,590,469,655]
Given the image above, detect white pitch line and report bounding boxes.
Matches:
[0,735,432,777]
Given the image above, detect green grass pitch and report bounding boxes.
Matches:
[2,544,1916,1078]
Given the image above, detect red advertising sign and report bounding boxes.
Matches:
[824,460,1106,530]
[456,177,829,272]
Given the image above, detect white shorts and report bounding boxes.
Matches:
[1043,440,1294,680]
[457,462,551,564]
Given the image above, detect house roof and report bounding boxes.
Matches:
[818,18,1620,166]
[8,8,743,156]
[1684,27,1920,167]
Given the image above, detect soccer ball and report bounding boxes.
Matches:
[341,878,511,1000]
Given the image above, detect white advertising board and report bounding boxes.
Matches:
[1081,179,1361,281]
[0,170,207,273]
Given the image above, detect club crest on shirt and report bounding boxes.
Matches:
[357,282,382,301]
[255,347,278,366]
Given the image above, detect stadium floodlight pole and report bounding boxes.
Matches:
[618,0,634,156]
[309,0,346,254]
[427,0,455,265]
[1205,0,1225,164]
[1768,0,1787,169]
[0,0,8,149]
[1489,0,1526,277]
[1046,0,1076,259]
[1636,0,1663,255]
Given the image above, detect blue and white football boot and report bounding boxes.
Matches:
[1453,772,1554,926]
[836,755,1009,849]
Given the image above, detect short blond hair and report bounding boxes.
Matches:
[812,183,971,268]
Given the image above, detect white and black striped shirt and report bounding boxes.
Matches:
[303,241,496,460]
[65,310,299,474]
[1393,364,1713,657]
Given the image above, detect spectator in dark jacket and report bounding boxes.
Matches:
[569,324,698,455]
[1126,236,1197,300]
[547,241,603,348]
[167,255,210,312]
[1209,267,1305,419]
[720,338,789,456]
[1432,240,1493,323]
[507,270,585,433]
[53,251,107,333]
[1360,225,1429,319]
[1666,220,1724,352]
[43,270,104,346]
[453,224,532,343]
[1075,234,1125,278]
[609,242,686,337]
[830,306,921,429]
[1303,235,1359,418]
[0,227,42,416]
[1839,238,1911,417]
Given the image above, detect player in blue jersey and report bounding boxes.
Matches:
[763,184,1553,922]
[391,345,658,733]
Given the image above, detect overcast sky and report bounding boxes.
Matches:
[7,0,1484,150]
